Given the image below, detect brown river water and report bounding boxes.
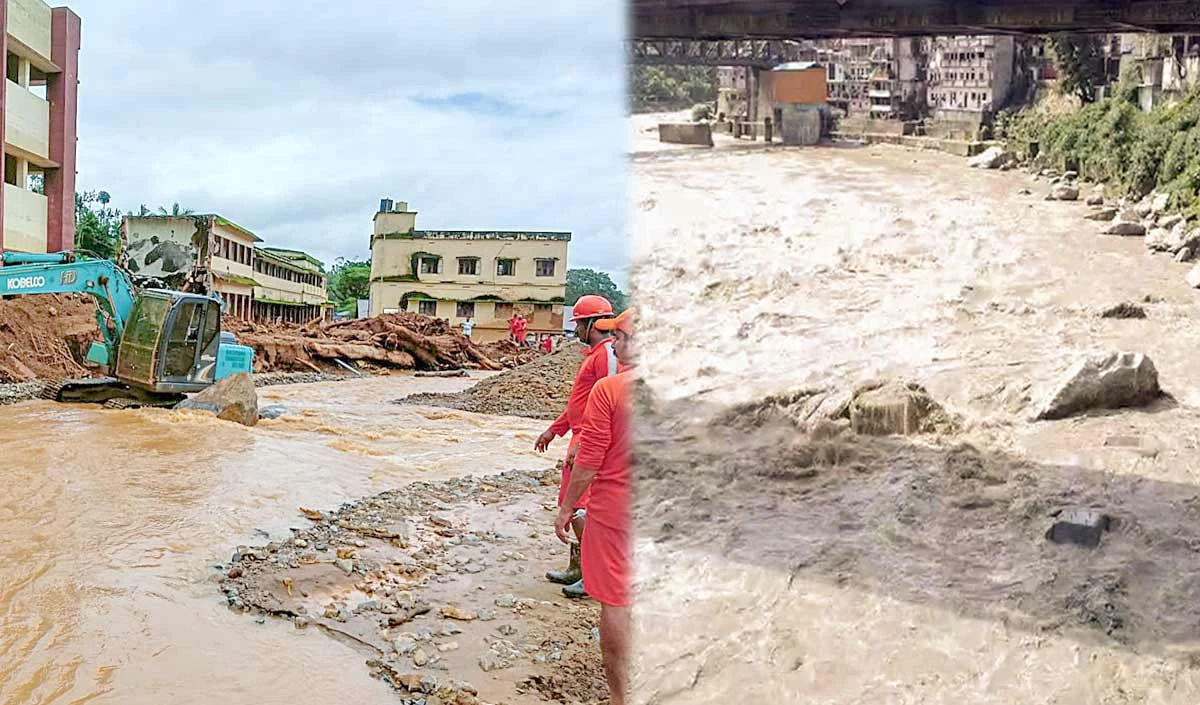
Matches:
[0,375,546,705]
[630,113,1200,704]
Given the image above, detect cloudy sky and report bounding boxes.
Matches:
[68,1,628,281]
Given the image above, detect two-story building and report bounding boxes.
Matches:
[122,214,331,324]
[0,0,80,256]
[368,199,569,343]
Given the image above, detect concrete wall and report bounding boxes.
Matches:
[781,105,822,145]
[3,183,45,252]
[658,122,713,146]
[5,79,47,159]
[121,216,203,280]
[400,297,565,342]
[772,68,828,104]
[7,0,51,62]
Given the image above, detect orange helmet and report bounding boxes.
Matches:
[569,295,614,322]
[594,308,634,335]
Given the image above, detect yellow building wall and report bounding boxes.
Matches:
[5,80,48,160]
[3,183,47,253]
[370,237,568,291]
[7,0,52,64]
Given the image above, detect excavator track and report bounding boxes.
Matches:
[42,378,184,408]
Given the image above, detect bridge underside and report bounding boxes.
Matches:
[631,1,1200,39]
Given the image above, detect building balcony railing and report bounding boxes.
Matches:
[7,0,52,65]
[5,80,49,161]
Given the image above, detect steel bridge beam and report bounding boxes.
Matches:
[631,1,1200,40]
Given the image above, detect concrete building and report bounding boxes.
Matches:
[1120,34,1200,112]
[368,199,569,343]
[767,62,827,145]
[0,0,79,256]
[122,214,331,324]
[927,36,1016,132]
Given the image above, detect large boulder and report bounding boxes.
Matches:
[1033,352,1161,421]
[968,146,1010,169]
[846,380,953,435]
[1046,184,1080,201]
[1186,263,1200,288]
[1146,221,1199,254]
[1085,206,1118,221]
[174,372,259,426]
[1101,210,1146,236]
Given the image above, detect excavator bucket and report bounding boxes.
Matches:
[85,341,109,366]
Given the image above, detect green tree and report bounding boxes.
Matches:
[327,258,372,315]
[75,190,121,259]
[1048,34,1105,104]
[157,202,195,216]
[629,65,718,108]
[566,268,628,313]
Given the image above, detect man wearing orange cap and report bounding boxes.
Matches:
[556,308,634,705]
[535,294,618,598]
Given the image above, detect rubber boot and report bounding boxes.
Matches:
[546,542,582,585]
[562,578,589,600]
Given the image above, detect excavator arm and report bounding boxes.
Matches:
[0,251,138,361]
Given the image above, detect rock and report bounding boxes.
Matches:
[259,404,286,420]
[395,636,418,655]
[1045,509,1111,548]
[1064,170,1079,180]
[1017,188,1032,195]
[1177,246,1196,263]
[1151,191,1171,213]
[495,594,517,609]
[967,146,1010,169]
[1099,303,1146,319]
[1085,194,1105,206]
[1085,206,1118,221]
[1045,184,1080,201]
[1159,213,1185,230]
[1144,227,1172,251]
[1133,199,1153,219]
[440,605,478,621]
[497,624,517,636]
[334,558,355,574]
[1033,352,1161,421]
[846,380,951,435]
[436,642,459,653]
[478,655,508,672]
[413,648,429,667]
[1101,220,1146,237]
[1000,162,1013,171]
[294,538,308,548]
[174,372,259,427]
[227,566,243,579]
[1187,263,1200,288]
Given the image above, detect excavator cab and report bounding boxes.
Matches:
[113,290,254,393]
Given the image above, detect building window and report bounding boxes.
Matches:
[497,259,516,276]
[495,302,514,319]
[534,303,551,314]
[535,259,556,277]
[419,256,440,274]
[458,257,479,276]
[418,300,437,316]
[456,301,475,318]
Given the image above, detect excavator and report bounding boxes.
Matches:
[0,250,255,408]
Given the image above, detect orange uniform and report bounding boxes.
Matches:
[550,338,618,510]
[576,371,633,607]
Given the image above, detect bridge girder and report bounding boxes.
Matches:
[628,39,812,67]
[631,0,1200,40]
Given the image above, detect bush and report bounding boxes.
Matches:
[691,103,713,122]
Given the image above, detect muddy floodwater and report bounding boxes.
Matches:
[631,113,1200,703]
[0,374,548,705]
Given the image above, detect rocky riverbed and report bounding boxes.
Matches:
[217,467,606,705]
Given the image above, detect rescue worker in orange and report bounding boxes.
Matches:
[555,308,635,705]
[534,294,618,599]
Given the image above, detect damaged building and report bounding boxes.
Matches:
[121,214,331,324]
[368,199,569,343]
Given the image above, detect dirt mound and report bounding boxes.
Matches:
[477,339,544,368]
[224,313,507,374]
[396,342,583,420]
[0,294,101,382]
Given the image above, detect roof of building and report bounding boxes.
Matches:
[259,246,326,271]
[413,230,572,242]
[211,215,264,242]
[773,61,824,72]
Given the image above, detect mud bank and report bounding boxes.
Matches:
[218,468,605,705]
[397,344,582,421]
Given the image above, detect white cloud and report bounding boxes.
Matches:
[70,0,628,281]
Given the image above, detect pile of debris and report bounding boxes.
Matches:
[224,313,507,374]
[397,342,583,420]
[477,339,544,368]
[0,294,101,382]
